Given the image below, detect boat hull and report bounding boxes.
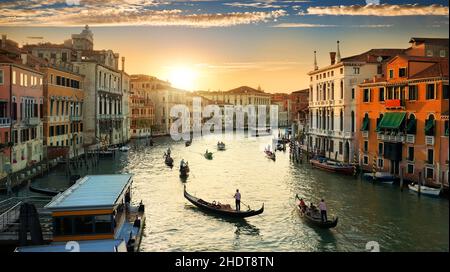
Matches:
[310,159,354,175]
[408,184,441,197]
[296,205,338,229]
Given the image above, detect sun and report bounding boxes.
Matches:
[168,66,198,91]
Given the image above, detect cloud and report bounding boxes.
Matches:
[224,2,287,9]
[0,1,287,27]
[272,23,392,28]
[303,4,449,16]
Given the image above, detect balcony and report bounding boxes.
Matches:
[24,117,40,126]
[0,117,11,127]
[406,134,415,144]
[385,99,405,109]
[98,114,111,120]
[377,131,405,143]
[425,136,434,145]
[362,131,369,138]
[70,115,82,122]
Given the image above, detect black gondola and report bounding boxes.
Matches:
[29,185,62,196]
[185,140,192,147]
[180,164,190,178]
[295,195,338,229]
[184,186,264,218]
[164,154,174,167]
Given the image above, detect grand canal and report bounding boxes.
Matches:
[8,134,450,252]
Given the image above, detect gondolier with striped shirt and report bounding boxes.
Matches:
[319,199,327,222]
[234,189,241,211]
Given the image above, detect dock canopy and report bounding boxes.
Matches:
[377,112,406,130]
[45,174,132,211]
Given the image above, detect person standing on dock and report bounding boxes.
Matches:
[318,199,327,222]
[234,189,241,211]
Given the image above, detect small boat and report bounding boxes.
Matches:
[164,154,174,167]
[363,172,397,184]
[295,195,338,229]
[184,186,264,218]
[180,163,190,178]
[204,151,213,160]
[29,185,63,196]
[264,150,276,161]
[185,140,192,147]
[119,146,131,152]
[310,158,354,175]
[217,142,226,151]
[408,183,441,197]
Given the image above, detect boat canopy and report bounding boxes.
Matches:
[378,112,406,130]
[45,174,132,211]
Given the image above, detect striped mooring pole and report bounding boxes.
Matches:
[372,155,377,181]
[353,151,358,176]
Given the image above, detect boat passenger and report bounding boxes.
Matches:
[180,159,185,169]
[299,198,306,211]
[234,189,241,211]
[318,199,327,222]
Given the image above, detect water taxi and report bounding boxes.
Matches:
[16,174,145,252]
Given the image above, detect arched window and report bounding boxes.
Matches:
[340,110,344,131]
[331,110,334,130]
[351,111,355,132]
[406,114,416,134]
[425,114,435,136]
[340,80,344,99]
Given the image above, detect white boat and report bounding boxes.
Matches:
[119,146,131,152]
[408,183,441,197]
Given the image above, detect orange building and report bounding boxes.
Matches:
[357,55,449,188]
[129,88,154,138]
[40,65,84,159]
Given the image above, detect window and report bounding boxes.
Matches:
[73,216,94,234]
[0,69,3,84]
[351,111,355,132]
[378,143,383,155]
[378,87,385,102]
[443,85,449,99]
[363,89,370,102]
[339,110,343,131]
[363,141,368,152]
[353,67,360,74]
[445,120,449,137]
[389,69,394,79]
[426,84,435,99]
[440,50,446,57]
[351,88,355,100]
[408,85,418,100]
[399,68,407,77]
[407,164,414,174]
[426,50,433,57]
[95,215,113,234]
[427,149,434,164]
[406,146,414,161]
[426,168,434,179]
[340,68,343,74]
[24,74,28,87]
[54,217,73,236]
[339,142,343,155]
[363,155,369,165]
[377,158,384,168]
[12,70,16,84]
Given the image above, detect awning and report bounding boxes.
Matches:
[378,112,406,130]
[360,116,369,131]
[406,118,417,134]
[446,126,449,136]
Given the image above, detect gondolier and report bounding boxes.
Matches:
[234,189,241,211]
[318,199,327,222]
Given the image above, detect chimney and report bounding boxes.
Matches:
[336,41,341,63]
[329,52,336,65]
[76,51,82,62]
[121,56,125,71]
[314,51,318,71]
[1,35,6,48]
[21,53,28,65]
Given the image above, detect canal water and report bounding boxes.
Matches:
[8,134,449,252]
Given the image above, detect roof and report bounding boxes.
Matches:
[410,60,448,79]
[15,240,127,252]
[45,174,132,211]
[226,86,268,95]
[409,37,449,46]
[341,48,405,63]
[291,89,309,94]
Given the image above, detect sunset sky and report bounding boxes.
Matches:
[0,0,448,93]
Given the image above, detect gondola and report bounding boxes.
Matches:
[217,142,226,151]
[185,140,192,147]
[180,164,190,178]
[164,154,174,167]
[204,151,213,160]
[264,150,276,161]
[295,195,338,229]
[310,158,354,175]
[29,185,62,196]
[184,186,264,218]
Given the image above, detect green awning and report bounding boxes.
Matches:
[406,118,417,134]
[445,126,449,136]
[360,116,369,131]
[378,112,406,130]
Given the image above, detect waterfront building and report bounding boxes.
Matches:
[307,41,404,162]
[120,58,131,142]
[357,55,449,188]
[289,89,309,141]
[271,93,291,127]
[196,86,271,107]
[129,83,155,138]
[40,65,84,159]
[0,36,44,175]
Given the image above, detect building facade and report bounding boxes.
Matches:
[129,84,155,138]
[358,55,448,187]
[271,93,291,127]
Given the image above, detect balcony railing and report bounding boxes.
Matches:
[98,114,111,120]
[425,136,435,145]
[377,132,405,143]
[362,131,369,138]
[0,117,11,127]
[406,134,415,144]
[24,117,40,126]
[385,99,405,109]
[70,115,82,121]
